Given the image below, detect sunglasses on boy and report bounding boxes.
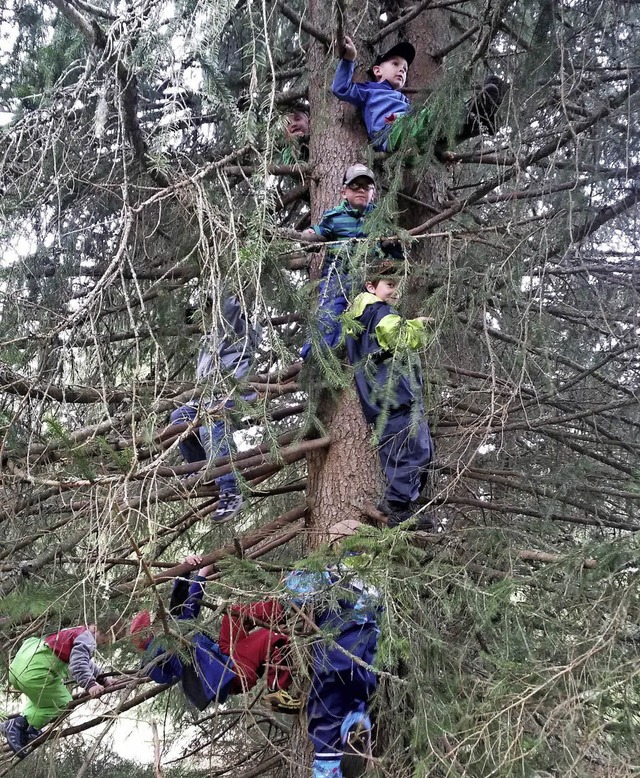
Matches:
[345,180,375,191]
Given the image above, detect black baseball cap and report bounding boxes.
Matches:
[368,41,415,78]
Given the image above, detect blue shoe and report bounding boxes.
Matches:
[1,715,29,758]
[311,758,342,778]
[212,492,243,523]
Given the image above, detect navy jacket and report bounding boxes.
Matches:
[345,293,427,425]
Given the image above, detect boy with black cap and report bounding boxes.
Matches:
[345,261,435,529]
[332,35,505,152]
[300,163,384,361]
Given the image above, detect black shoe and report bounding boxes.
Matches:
[459,76,508,139]
[1,716,30,758]
[414,513,439,532]
[377,499,413,527]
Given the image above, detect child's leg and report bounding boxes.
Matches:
[9,639,72,730]
[308,625,378,776]
[200,417,237,494]
[378,418,433,513]
[169,405,206,463]
[301,272,349,361]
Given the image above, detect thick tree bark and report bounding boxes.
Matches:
[303,0,383,550]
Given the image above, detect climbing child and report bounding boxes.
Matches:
[1,613,123,758]
[299,164,401,361]
[332,35,506,152]
[169,292,262,522]
[345,261,435,528]
[285,519,381,778]
[130,557,300,713]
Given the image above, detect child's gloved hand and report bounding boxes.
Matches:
[339,35,357,61]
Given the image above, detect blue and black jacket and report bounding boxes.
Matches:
[345,292,428,426]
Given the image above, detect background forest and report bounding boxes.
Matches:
[0,0,639,776]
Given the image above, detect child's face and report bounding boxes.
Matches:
[95,627,116,646]
[341,177,375,211]
[373,56,408,89]
[367,278,399,304]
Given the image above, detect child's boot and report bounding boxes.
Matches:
[1,715,30,757]
[340,712,373,778]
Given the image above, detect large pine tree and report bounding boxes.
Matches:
[0,1,639,775]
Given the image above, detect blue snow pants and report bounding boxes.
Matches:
[307,620,379,763]
[378,414,433,506]
[301,270,351,361]
[169,404,236,493]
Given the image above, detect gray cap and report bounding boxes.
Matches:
[343,164,376,186]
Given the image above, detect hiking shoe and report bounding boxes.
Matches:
[0,716,34,758]
[263,688,302,713]
[378,499,413,527]
[212,492,243,523]
[341,714,373,778]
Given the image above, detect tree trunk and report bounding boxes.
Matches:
[303,0,383,550]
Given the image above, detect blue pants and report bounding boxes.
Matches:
[307,621,378,763]
[169,404,237,494]
[301,271,351,361]
[378,415,433,507]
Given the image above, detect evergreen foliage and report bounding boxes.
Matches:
[0,0,638,776]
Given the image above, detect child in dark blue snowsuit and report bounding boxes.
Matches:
[285,519,381,778]
[345,265,434,528]
[130,562,237,710]
[169,293,262,522]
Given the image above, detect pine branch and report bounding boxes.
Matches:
[275,0,331,47]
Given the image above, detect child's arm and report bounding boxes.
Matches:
[168,555,209,621]
[375,313,430,352]
[68,632,104,696]
[332,36,367,108]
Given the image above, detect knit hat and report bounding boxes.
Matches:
[129,610,153,651]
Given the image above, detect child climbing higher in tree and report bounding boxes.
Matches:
[1,613,123,758]
[169,290,262,522]
[298,163,403,363]
[345,261,435,529]
[332,35,506,153]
